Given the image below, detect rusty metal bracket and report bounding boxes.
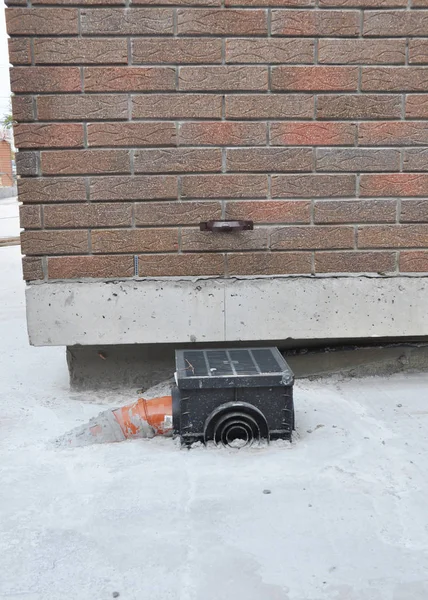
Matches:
[199,220,254,233]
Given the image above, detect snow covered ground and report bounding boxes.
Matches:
[1,244,428,600]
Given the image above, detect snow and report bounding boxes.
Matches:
[2,244,428,600]
[0,196,20,240]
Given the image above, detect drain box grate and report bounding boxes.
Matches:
[173,347,294,447]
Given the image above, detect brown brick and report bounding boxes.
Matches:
[270,122,356,145]
[182,228,268,251]
[359,121,428,145]
[227,252,312,275]
[317,94,402,120]
[321,0,405,5]
[37,95,128,121]
[362,67,428,91]
[318,39,405,65]
[21,230,88,255]
[358,225,428,248]
[315,251,396,273]
[177,9,267,35]
[133,94,222,119]
[81,8,174,35]
[272,174,356,198]
[138,254,224,277]
[181,174,268,198]
[135,201,221,225]
[178,122,266,146]
[225,200,311,223]
[413,0,428,6]
[11,67,81,93]
[92,228,178,253]
[18,177,87,204]
[5,0,27,6]
[19,205,42,229]
[360,174,428,197]
[226,38,314,64]
[84,67,175,92]
[41,150,130,176]
[8,38,31,65]
[401,200,428,222]
[406,95,428,119]
[89,176,177,200]
[44,203,132,228]
[400,251,428,271]
[34,38,128,65]
[12,96,34,122]
[134,0,220,5]
[32,0,125,4]
[272,66,358,91]
[271,10,359,36]
[364,10,428,36]
[134,148,221,174]
[316,148,400,172]
[132,39,222,64]
[226,148,313,172]
[226,94,314,119]
[6,8,78,35]
[409,40,428,64]
[14,124,84,149]
[16,151,39,177]
[271,226,354,250]
[48,256,134,279]
[403,148,428,171]
[88,122,176,147]
[315,200,397,224]
[179,66,268,92]
[22,257,44,281]
[227,0,314,5]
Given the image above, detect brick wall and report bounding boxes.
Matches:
[0,140,13,187]
[6,0,428,282]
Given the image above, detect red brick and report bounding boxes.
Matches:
[227,252,312,275]
[403,149,428,171]
[406,95,428,119]
[227,148,313,172]
[18,177,87,204]
[364,10,428,36]
[399,251,428,271]
[413,0,428,6]
[88,122,176,147]
[12,96,34,122]
[133,94,222,119]
[179,66,268,91]
[321,0,405,5]
[21,230,89,255]
[360,174,428,197]
[34,38,128,65]
[316,148,400,172]
[401,200,428,222]
[84,67,176,92]
[359,121,428,145]
[362,67,428,92]
[14,124,84,149]
[271,226,354,250]
[225,200,311,223]
[48,256,134,279]
[270,122,356,146]
[182,228,268,251]
[37,95,128,121]
[178,122,266,146]
[272,174,356,198]
[318,39,405,65]
[409,40,428,64]
[22,257,44,281]
[8,38,31,65]
[34,0,125,4]
[41,150,130,176]
[81,8,173,35]
[317,94,401,120]
[6,8,78,35]
[5,0,27,6]
[271,66,358,91]
[134,0,220,5]
[315,251,396,273]
[132,39,222,64]
[92,228,178,253]
[16,151,39,177]
[11,67,81,93]
[358,225,428,248]
[138,254,224,277]
[315,200,397,224]
[134,148,222,174]
[181,174,268,198]
[44,203,132,228]
[226,38,314,64]
[48,256,134,280]
[271,10,359,36]
[135,201,221,225]
[227,0,313,5]
[89,176,177,201]
[226,94,314,119]
[19,205,42,229]
[177,9,267,35]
